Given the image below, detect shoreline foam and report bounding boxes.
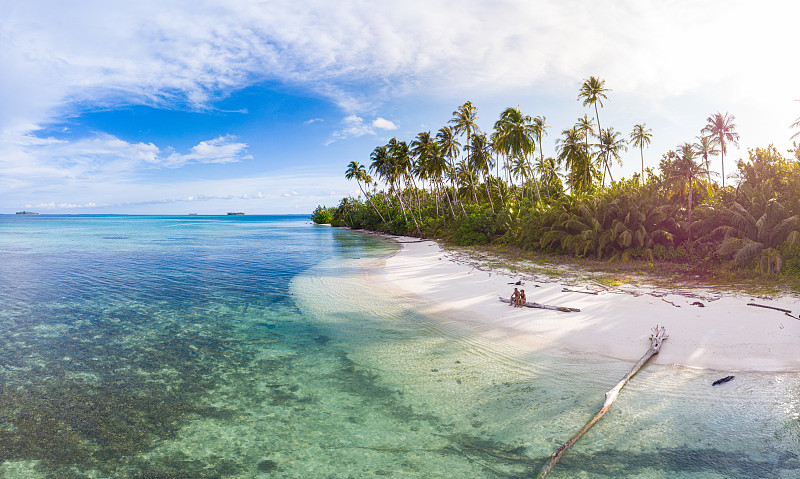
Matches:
[370,236,800,372]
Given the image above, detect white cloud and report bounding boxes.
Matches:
[327,114,399,143]
[304,118,323,124]
[164,135,252,168]
[372,117,397,130]
[0,132,251,188]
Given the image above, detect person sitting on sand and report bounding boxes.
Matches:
[509,288,519,306]
[517,289,526,307]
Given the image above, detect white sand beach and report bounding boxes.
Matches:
[372,238,800,372]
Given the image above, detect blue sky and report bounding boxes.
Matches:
[1,0,799,214]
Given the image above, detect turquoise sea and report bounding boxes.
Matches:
[0,215,798,478]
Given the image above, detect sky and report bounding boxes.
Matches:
[1,0,799,214]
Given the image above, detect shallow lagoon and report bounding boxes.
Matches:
[0,215,797,478]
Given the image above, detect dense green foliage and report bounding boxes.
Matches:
[315,79,800,279]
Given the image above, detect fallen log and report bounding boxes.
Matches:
[536,325,669,478]
[561,287,598,295]
[499,297,580,313]
[746,302,792,314]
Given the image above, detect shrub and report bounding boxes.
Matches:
[311,205,335,224]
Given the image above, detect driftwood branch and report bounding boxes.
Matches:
[536,326,669,478]
[747,302,792,314]
[562,288,598,295]
[499,297,580,313]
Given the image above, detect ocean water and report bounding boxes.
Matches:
[0,215,797,478]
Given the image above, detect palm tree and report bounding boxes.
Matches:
[388,138,422,233]
[470,133,495,212]
[449,101,481,203]
[578,76,610,175]
[575,115,596,193]
[510,156,529,198]
[369,145,395,218]
[436,126,466,216]
[536,156,559,202]
[557,126,591,194]
[665,143,709,243]
[427,141,456,220]
[345,161,389,229]
[702,111,739,188]
[411,131,435,213]
[693,135,719,185]
[488,130,506,206]
[495,106,541,202]
[629,123,652,185]
[598,127,627,187]
[492,116,516,200]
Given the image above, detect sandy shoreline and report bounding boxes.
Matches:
[369,236,800,372]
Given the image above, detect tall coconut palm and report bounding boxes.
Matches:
[427,141,455,220]
[533,115,550,201]
[629,123,652,186]
[665,143,709,243]
[436,126,466,216]
[702,111,739,188]
[556,126,590,194]
[694,135,719,185]
[578,76,610,175]
[575,115,596,193]
[345,161,389,229]
[388,138,422,233]
[510,156,530,198]
[488,130,506,206]
[449,101,481,203]
[469,133,495,212]
[598,127,627,187]
[411,131,435,213]
[369,145,396,218]
[536,155,559,202]
[495,107,541,202]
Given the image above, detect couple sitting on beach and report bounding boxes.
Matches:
[510,287,526,307]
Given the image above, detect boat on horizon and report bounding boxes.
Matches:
[227,212,245,215]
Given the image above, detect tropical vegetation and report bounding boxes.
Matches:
[315,78,800,283]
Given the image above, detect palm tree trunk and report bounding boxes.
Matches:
[468,172,479,204]
[449,159,467,217]
[528,159,542,203]
[594,103,604,189]
[358,182,389,230]
[640,146,644,186]
[441,179,456,220]
[482,170,495,213]
[687,175,693,244]
[720,139,725,188]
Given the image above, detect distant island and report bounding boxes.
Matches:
[226,212,245,215]
[15,211,39,215]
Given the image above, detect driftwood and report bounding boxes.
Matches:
[499,297,580,313]
[712,375,734,386]
[536,326,669,478]
[661,298,680,308]
[747,302,792,314]
[561,287,598,295]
